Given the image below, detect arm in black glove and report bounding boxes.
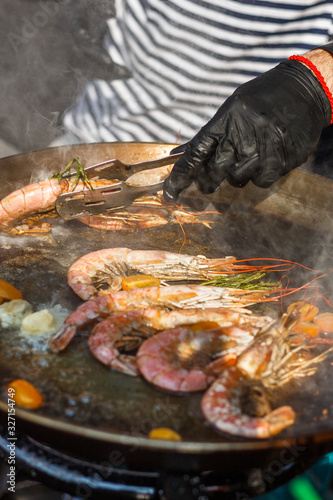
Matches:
[163,49,333,203]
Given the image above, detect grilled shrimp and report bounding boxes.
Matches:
[201,368,296,439]
[0,178,65,235]
[67,247,237,299]
[136,321,270,392]
[0,177,113,236]
[78,195,215,232]
[201,302,332,439]
[50,284,271,352]
[88,307,271,376]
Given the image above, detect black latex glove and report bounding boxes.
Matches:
[164,60,331,202]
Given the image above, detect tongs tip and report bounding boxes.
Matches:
[55,151,183,219]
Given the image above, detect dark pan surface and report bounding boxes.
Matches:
[0,143,333,468]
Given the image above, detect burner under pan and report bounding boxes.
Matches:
[0,474,76,500]
[0,425,328,500]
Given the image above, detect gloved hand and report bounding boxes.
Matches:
[163,60,331,203]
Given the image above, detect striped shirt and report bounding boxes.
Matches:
[63,0,333,144]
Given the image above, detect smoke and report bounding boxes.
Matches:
[0,0,118,153]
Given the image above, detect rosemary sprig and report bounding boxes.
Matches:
[51,157,94,190]
[202,272,280,290]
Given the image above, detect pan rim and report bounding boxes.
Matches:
[1,399,332,454]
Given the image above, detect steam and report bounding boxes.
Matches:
[1,1,118,153]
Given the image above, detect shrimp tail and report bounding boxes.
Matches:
[49,324,77,352]
[88,337,138,376]
[49,297,111,351]
[260,406,296,438]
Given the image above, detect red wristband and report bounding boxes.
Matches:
[288,55,333,124]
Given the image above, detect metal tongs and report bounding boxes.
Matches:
[55,152,183,220]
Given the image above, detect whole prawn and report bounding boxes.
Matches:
[0,177,64,235]
[88,307,271,376]
[50,284,272,352]
[201,368,296,439]
[136,320,271,392]
[201,302,333,439]
[67,247,237,299]
[0,176,114,236]
[78,195,215,232]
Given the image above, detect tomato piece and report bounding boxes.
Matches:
[313,313,333,333]
[0,280,22,302]
[190,321,221,331]
[122,274,161,291]
[293,321,320,337]
[148,427,182,441]
[287,301,319,322]
[7,379,44,410]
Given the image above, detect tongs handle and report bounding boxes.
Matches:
[56,179,165,220]
[79,152,184,182]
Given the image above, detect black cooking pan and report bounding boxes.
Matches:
[0,143,333,474]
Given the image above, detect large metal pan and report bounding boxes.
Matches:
[0,143,333,474]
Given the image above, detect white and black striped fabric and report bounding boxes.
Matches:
[63,0,333,144]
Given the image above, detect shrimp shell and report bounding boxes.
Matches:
[137,325,261,392]
[78,194,215,232]
[200,302,328,439]
[201,367,296,439]
[78,206,170,232]
[0,177,113,235]
[50,284,271,352]
[88,307,270,376]
[67,247,237,299]
[0,178,65,234]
